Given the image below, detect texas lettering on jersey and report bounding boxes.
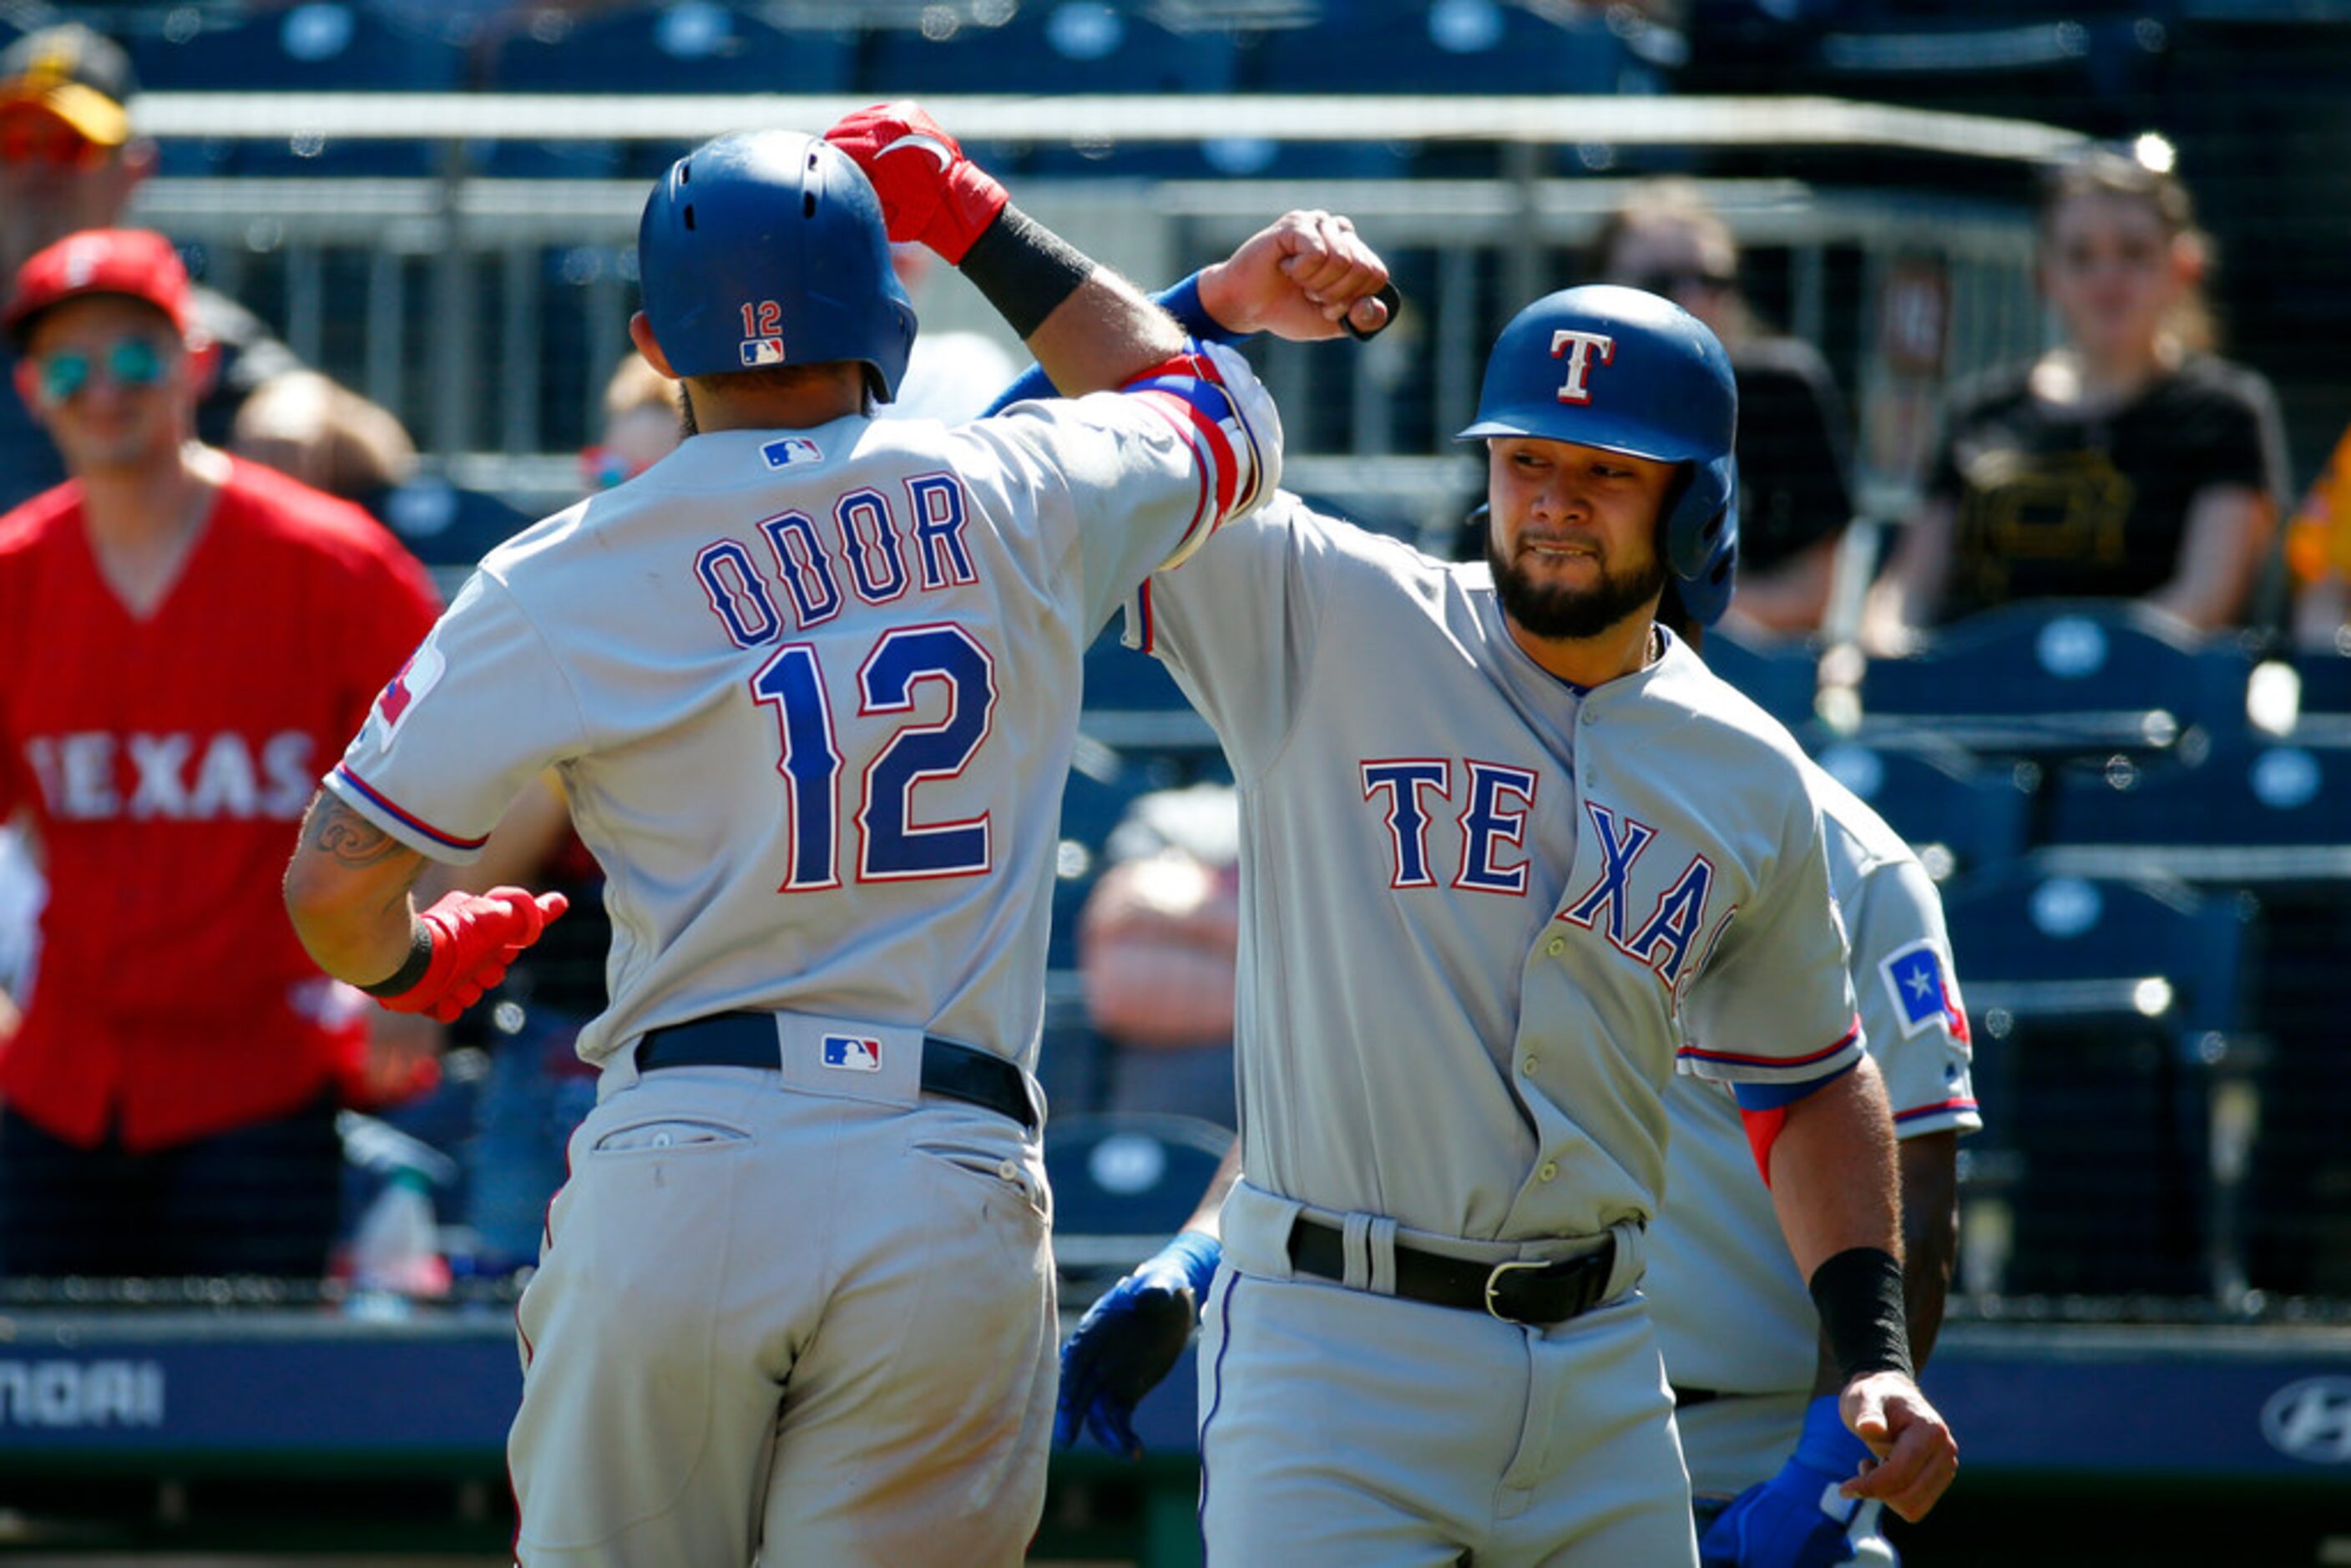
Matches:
[1361,761,1722,991]
[22,730,316,822]
[1558,799,1720,992]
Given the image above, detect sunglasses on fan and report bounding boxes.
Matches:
[33,336,172,403]
[0,111,109,170]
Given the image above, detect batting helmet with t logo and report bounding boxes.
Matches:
[1457,285,1738,619]
[636,130,918,400]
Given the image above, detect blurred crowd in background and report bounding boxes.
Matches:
[2,1,2349,1309]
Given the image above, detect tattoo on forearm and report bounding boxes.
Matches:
[306,795,412,871]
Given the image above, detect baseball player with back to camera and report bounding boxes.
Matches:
[281,114,1390,1564]
[1643,573,1981,1567]
[989,220,1965,1555]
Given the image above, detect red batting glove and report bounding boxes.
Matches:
[824,101,1008,265]
[374,887,569,1025]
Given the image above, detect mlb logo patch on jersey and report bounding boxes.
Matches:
[761,436,824,469]
[821,1034,882,1072]
[741,336,786,367]
[1879,939,1965,1041]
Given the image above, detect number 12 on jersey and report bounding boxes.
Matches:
[750,625,999,891]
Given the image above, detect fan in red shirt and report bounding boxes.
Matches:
[0,229,439,1279]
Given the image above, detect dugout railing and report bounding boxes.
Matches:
[119,92,2069,539]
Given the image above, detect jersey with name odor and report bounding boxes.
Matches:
[326,390,1262,1070]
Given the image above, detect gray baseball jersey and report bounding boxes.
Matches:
[326,387,1267,1072]
[326,359,1277,1564]
[1647,760,1981,1496]
[1136,493,1862,1239]
[1132,492,1862,1563]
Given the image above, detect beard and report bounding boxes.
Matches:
[1486,528,1668,641]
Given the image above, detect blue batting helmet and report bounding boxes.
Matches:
[1457,284,1738,591]
[636,130,917,400]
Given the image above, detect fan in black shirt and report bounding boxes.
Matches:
[1865,147,2286,654]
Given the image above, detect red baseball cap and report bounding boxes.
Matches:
[3,227,191,347]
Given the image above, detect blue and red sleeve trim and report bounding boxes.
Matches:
[1894,1096,1981,1126]
[1676,1014,1863,1076]
[330,764,489,853]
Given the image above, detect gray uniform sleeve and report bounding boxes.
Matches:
[977,346,1282,639]
[1848,855,1983,1138]
[323,571,588,864]
[1676,790,1864,1085]
[1123,492,1341,775]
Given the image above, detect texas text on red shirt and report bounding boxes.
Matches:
[0,457,440,1150]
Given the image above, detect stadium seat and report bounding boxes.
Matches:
[1236,0,1625,95]
[1810,738,2033,879]
[1855,600,2254,764]
[2041,744,2351,886]
[859,2,1238,97]
[487,3,855,94]
[2249,647,2351,750]
[1044,1110,1233,1279]
[125,3,464,175]
[124,3,465,90]
[1939,865,2253,1299]
[1703,625,1822,735]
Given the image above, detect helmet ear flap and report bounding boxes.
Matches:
[1663,452,1737,580]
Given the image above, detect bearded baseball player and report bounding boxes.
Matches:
[1025,277,1960,1562]
[282,119,1387,1563]
[1642,581,1980,1568]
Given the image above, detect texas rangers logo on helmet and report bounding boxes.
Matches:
[1550,329,1615,405]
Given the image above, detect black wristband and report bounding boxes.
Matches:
[1808,1246,1914,1385]
[357,919,435,999]
[958,205,1094,340]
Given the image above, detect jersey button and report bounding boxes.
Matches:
[1546,937,1565,956]
[1538,1161,1559,1182]
[1521,1055,1539,1076]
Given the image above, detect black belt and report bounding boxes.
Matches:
[1672,1386,1723,1410]
[1287,1216,1616,1327]
[637,1012,1037,1132]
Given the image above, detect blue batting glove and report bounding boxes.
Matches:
[1700,1395,1898,1567]
[1054,1231,1221,1459]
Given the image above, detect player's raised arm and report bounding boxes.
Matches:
[824,103,1179,394]
[826,105,1392,398]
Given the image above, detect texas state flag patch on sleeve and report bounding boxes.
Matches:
[1879,939,1968,1044]
[374,640,444,739]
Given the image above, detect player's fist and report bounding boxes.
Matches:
[1196,210,1396,344]
[823,101,1008,265]
[1701,1397,1898,1567]
[373,887,569,1025]
[1054,1231,1221,1459]
[1839,1371,1958,1523]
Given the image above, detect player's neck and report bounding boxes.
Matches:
[78,443,225,616]
[682,377,866,436]
[1506,608,1663,689]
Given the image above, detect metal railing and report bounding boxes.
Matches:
[121,92,2072,527]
